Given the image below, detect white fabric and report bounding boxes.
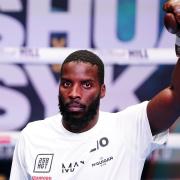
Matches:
[10,101,168,180]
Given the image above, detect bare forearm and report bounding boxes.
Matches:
[148,0,180,135]
[171,58,180,105]
[148,87,180,135]
[148,58,180,135]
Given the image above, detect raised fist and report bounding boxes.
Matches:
[163,0,180,35]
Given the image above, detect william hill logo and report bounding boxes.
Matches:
[62,161,85,173]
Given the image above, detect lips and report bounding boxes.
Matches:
[66,102,85,112]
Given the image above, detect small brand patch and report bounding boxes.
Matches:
[33,154,54,173]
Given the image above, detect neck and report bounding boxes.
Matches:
[62,111,99,133]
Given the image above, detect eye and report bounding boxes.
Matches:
[82,81,92,89]
[61,81,71,88]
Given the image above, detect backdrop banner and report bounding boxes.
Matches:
[0,0,175,48]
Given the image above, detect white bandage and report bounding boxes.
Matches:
[176,35,180,46]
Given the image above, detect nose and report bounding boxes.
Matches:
[69,84,81,99]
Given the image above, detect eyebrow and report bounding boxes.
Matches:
[61,76,95,81]
[60,78,71,82]
[81,79,95,83]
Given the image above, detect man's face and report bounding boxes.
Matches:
[58,61,105,129]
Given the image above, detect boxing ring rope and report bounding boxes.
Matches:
[0,47,177,65]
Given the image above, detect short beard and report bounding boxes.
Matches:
[58,95,100,130]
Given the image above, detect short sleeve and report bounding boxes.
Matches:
[142,101,169,155]
[117,101,169,159]
[9,130,28,180]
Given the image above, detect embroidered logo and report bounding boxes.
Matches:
[33,154,54,173]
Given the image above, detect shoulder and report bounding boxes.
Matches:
[100,101,148,118]
[100,101,149,130]
[22,113,62,136]
[116,101,149,116]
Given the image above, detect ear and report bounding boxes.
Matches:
[100,84,106,98]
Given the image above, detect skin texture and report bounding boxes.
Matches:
[59,61,105,133]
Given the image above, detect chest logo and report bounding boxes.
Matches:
[92,156,113,167]
[33,154,54,173]
[90,137,109,153]
[62,161,85,173]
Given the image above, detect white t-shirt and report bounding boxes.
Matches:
[10,101,168,180]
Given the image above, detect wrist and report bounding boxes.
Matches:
[175,35,180,57]
[176,35,180,46]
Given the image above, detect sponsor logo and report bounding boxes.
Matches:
[128,49,148,59]
[90,137,109,153]
[32,176,52,180]
[20,48,40,58]
[62,161,85,173]
[92,156,113,167]
[33,154,54,173]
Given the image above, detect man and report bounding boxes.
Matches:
[10,1,180,179]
